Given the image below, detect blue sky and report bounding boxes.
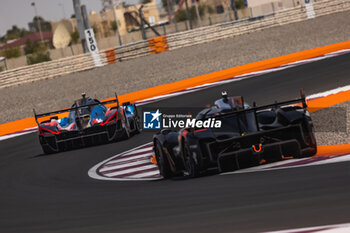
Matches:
[0,0,107,37]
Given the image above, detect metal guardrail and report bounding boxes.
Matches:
[0,0,349,89]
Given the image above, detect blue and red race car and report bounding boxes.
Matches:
[34,93,140,154]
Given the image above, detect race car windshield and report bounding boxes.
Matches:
[68,98,105,120]
[214,97,244,110]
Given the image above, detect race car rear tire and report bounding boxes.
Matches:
[183,143,200,178]
[122,111,131,140]
[116,109,131,140]
[121,126,130,140]
[134,117,141,134]
[41,144,55,154]
[299,118,317,158]
[154,140,173,179]
[301,144,317,158]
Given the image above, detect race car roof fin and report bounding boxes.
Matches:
[115,92,119,107]
[300,88,307,108]
[34,98,119,122]
[33,108,39,124]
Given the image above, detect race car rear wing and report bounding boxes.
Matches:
[205,89,308,132]
[33,94,120,124]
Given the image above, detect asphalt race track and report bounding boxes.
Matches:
[1,53,350,233]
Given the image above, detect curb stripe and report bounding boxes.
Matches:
[121,148,153,156]
[105,153,153,165]
[128,170,160,178]
[101,159,152,171]
[102,157,152,168]
[101,161,153,174]
[108,166,158,178]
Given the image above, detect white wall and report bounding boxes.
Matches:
[247,0,278,7]
[249,0,301,17]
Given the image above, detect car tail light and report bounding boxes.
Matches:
[101,111,118,126]
[39,126,60,135]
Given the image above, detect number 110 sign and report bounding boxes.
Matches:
[84,28,99,53]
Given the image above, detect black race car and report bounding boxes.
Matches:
[34,93,141,154]
[153,90,317,178]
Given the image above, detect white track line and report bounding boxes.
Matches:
[264,222,350,233]
[308,85,350,99]
[127,170,160,178]
[0,127,37,141]
[312,154,350,165]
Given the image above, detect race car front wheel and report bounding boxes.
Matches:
[183,143,200,178]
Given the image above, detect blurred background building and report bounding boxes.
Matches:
[0,0,306,71]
